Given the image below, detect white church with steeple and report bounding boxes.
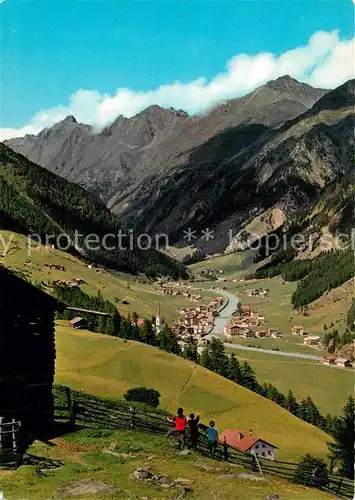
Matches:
[155,303,164,333]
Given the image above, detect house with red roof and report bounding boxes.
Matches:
[292,324,305,335]
[219,429,278,460]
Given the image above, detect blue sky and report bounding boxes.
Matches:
[1,0,354,137]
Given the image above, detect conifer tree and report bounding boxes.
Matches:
[226,353,242,384]
[285,390,299,415]
[120,316,133,340]
[182,338,199,362]
[328,396,355,479]
[200,345,211,370]
[140,319,156,346]
[241,361,259,392]
[157,325,180,354]
[208,338,229,377]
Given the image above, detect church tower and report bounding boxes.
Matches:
[155,303,163,333]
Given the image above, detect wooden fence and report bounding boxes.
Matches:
[53,386,354,499]
[0,418,21,464]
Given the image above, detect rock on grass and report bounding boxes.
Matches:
[53,478,117,498]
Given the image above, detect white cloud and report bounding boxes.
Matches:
[1,29,354,141]
[0,0,7,4]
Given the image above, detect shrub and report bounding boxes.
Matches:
[293,454,329,489]
[124,387,161,408]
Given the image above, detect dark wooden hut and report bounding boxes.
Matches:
[0,266,64,438]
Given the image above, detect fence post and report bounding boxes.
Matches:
[335,475,344,496]
[0,416,3,453]
[251,451,263,475]
[64,387,76,426]
[11,419,17,453]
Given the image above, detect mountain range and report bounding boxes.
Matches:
[5,76,355,254]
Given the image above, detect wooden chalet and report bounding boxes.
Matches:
[0,265,65,442]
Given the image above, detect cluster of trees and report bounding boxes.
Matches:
[124,387,161,408]
[54,284,181,354]
[294,397,354,484]
[197,340,354,479]
[191,338,333,430]
[0,144,187,278]
[121,314,181,355]
[323,300,355,355]
[323,329,355,354]
[328,396,354,479]
[182,249,207,265]
[291,248,353,309]
[347,299,355,331]
[255,244,353,310]
[54,284,121,335]
[294,454,329,488]
[255,253,312,281]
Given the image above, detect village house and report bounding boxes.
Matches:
[335,358,352,369]
[255,329,268,338]
[173,297,222,340]
[226,324,251,337]
[292,325,305,336]
[249,316,263,326]
[132,318,146,327]
[219,429,278,461]
[303,335,321,346]
[268,328,280,338]
[70,317,87,330]
[321,355,337,366]
[246,288,269,297]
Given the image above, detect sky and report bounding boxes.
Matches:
[1,0,354,139]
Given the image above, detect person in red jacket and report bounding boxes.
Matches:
[166,407,187,449]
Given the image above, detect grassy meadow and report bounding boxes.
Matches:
[0,428,337,500]
[188,250,255,279]
[0,231,214,324]
[55,321,332,462]
[225,349,353,416]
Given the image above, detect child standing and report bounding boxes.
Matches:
[187,412,200,450]
[206,420,219,459]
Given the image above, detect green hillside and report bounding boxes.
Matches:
[0,231,212,324]
[0,143,186,278]
[55,321,332,462]
[228,349,354,416]
[188,250,253,279]
[0,427,337,500]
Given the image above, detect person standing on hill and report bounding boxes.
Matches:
[206,420,219,459]
[166,407,187,449]
[187,412,200,450]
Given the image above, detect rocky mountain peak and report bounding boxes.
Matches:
[266,75,300,90]
[61,115,78,124]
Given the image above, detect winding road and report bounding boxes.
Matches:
[211,289,240,335]
[206,289,321,361]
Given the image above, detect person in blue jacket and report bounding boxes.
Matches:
[206,420,219,459]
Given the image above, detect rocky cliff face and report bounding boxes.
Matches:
[6,77,353,252]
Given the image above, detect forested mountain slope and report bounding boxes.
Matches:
[0,144,186,278]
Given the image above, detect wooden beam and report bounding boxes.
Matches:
[66,307,113,317]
